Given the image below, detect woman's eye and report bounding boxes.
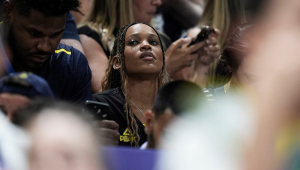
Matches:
[128,39,138,45]
[150,39,159,45]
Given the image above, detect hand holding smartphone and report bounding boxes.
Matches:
[187,26,215,47]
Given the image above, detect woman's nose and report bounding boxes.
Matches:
[140,40,152,51]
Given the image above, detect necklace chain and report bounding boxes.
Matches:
[122,89,146,118]
[129,100,146,118]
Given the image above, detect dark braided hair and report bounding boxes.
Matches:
[214,24,252,87]
[102,22,169,146]
[10,0,82,16]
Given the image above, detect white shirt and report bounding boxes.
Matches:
[140,142,148,150]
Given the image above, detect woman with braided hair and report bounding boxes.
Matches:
[93,23,168,147]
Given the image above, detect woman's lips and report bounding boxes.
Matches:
[140,52,155,61]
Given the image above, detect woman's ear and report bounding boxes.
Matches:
[112,56,121,70]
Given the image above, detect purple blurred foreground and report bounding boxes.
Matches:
[102,147,158,170]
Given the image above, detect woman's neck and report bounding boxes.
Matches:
[125,78,157,110]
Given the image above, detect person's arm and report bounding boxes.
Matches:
[79,35,109,93]
[60,39,85,54]
[163,0,206,28]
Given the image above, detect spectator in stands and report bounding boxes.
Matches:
[94,23,168,147]
[1,0,120,146]
[13,101,104,170]
[0,72,54,120]
[177,0,246,88]
[78,0,211,92]
[142,80,205,149]
[78,0,166,93]
[0,0,93,103]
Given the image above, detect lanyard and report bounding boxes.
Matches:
[0,35,15,74]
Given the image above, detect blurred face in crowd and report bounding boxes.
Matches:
[145,108,175,148]
[116,24,163,77]
[3,2,66,70]
[27,110,101,170]
[132,0,162,24]
[0,93,31,120]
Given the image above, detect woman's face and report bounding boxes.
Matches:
[123,24,163,77]
[132,0,162,24]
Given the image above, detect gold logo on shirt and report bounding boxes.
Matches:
[120,128,136,142]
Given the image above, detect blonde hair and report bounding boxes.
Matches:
[198,0,246,87]
[79,0,134,52]
[198,0,246,47]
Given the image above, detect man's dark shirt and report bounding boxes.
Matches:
[37,43,93,103]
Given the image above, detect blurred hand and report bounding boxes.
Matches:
[95,120,120,146]
[165,37,206,76]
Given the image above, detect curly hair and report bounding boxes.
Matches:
[11,0,81,16]
[102,22,169,146]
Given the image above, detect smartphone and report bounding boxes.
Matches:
[83,100,110,120]
[187,26,215,47]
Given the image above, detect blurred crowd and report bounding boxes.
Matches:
[1,0,300,170]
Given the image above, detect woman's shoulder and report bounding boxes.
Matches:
[78,25,102,43]
[93,87,124,103]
